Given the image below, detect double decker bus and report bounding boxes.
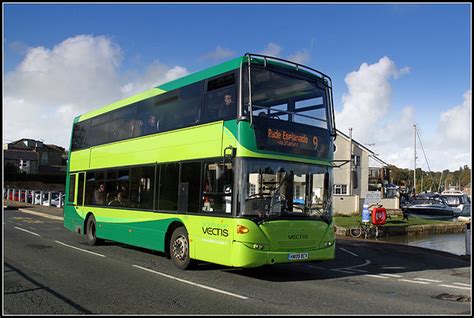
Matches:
[64,53,337,269]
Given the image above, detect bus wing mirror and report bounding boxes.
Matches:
[223,146,236,163]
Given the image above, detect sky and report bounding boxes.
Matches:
[3,3,472,172]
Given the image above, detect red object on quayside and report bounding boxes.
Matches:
[372,207,387,225]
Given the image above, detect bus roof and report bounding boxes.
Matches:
[76,56,244,123]
[76,54,328,123]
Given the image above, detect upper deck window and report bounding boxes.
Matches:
[243,64,329,129]
[71,69,239,152]
[202,72,237,122]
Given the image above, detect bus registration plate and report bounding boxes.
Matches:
[288,253,308,261]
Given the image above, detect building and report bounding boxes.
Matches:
[332,130,399,216]
[4,138,67,175]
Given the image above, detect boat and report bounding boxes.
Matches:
[441,189,472,217]
[402,193,461,220]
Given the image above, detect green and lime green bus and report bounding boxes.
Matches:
[64,53,337,269]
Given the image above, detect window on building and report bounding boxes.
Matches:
[334,184,348,195]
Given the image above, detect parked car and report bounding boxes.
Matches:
[49,194,65,207]
[34,193,45,205]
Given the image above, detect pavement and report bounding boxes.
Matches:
[4,200,64,219]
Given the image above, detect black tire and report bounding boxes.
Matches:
[170,227,194,270]
[86,215,103,246]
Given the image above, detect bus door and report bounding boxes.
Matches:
[76,172,86,219]
[195,161,234,265]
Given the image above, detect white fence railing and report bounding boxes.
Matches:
[4,188,64,208]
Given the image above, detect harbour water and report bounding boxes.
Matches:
[381,232,469,256]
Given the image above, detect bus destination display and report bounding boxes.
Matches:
[254,117,330,159]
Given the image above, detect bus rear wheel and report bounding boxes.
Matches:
[170,227,194,270]
[86,215,103,246]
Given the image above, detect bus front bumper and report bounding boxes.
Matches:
[230,241,335,268]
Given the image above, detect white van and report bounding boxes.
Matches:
[441,190,471,217]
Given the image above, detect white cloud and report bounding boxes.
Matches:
[336,56,470,171]
[8,40,29,54]
[373,91,471,172]
[258,42,283,57]
[4,35,189,149]
[121,61,189,96]
[258,43,312,65]
[437,90,471,146]
[202,46,236,61]
[335,56,418,169]
[288,49,311,65]
[429,90,472,170]
[336,56,404,142]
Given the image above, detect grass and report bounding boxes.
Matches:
[333,214,453,229]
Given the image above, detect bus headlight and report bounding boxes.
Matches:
[319,240,334,248]
[252,243,264,250]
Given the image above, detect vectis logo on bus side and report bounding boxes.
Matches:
[288,234,309,240]
[202,227,229,237]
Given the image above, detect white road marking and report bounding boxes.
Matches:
[364,274,390,279]
[55,241,105,258]
[453,283,471,287]
[438,284,471,290]
[380,274,403,278]
[398,279,430,285]
[14,226,41,237]
[332,259,371,274]
[348,268,368,273]
[339,247,359,257]
[332,269,357,274]
[413,278,442,283]
[381,266,406,270]
[304,264,326,270]
[132,265,249,300]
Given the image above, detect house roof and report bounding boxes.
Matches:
[7,139,65,153]
[4,149,38,161]
[336,129,389,166]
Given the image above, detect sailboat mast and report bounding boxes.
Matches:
[413,124,416,195]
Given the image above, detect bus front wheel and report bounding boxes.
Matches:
[170,227,194,270]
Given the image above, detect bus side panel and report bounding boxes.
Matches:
[185,215,235,266]
[88,123,225,170]
[69,149,91,172]
[63,205,83,233]
[89,208,181,252]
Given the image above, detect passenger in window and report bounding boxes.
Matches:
[106,192,117,205]
[130,118,143,137]
[143,114,159,134]
[93,183,105,205]
[108,191,129,207]
[117,182,129,201]
[219,94,236,119]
